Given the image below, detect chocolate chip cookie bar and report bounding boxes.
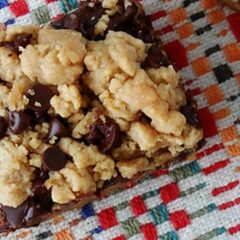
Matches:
[0,0,203,233]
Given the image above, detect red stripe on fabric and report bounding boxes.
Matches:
[141,223,158,240]
[130,196,147,217]
[150,10,167,21]
[212,180,239,196]
[161,25,174,34]
[112,236,126,240]
[227,13,240,42]
[202,159,230,175]
[219,197,240,210]
[98,208,118,229]
[45,0,56,3]
[190,88,201,96]
[185,80,193,86]
[163,40,188,70]
[152,169,169,177]
[229,224,240,235]
[160,183,180,204]
[197,107,218,138]
[196,143,224,158]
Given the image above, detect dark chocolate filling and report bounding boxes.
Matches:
[51,0,155,42]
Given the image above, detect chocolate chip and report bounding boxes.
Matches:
[25,84,53,113]
[143,44,170,68]
[197,138,206,150]
[51,3,105,40]
[8,111,31,134]
[0,33,32,54]
[2,201,29,228]
[78,4,105,39]
[42,146,67,171]
[32,182,48,199]
[180,105,201,128]
[86,118,121,153]
[51,12,81,31]
[35,168,49,182]
[47,118,69,142]
[108,4,138,31]
[99,119,121,153]
[133,13,154,42]
[0,117,7,139]
[85,121,102,145]
[14,34,32,49]
[107,2,154,42]
[24,109,50,125]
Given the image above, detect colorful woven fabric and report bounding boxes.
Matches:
[0,0,240,239]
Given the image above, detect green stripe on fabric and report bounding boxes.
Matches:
[114,201,129,211]
[197,227,227,240]
[170,162,201,182]
[189,203,217,219]
[181,183,206,197]
[142,189,159,200]
[60,0,78,13]
[159,231,179,240]
[148,204,168,225]
[33,6,50,25]
[121,217,140,238]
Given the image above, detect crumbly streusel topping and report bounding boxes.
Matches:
[0,0,203,208]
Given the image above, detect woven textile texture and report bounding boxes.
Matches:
[0,0,240,239]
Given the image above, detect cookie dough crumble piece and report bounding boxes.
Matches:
[146,66,180,87]
[45,161,97,204]
[8,77,31,111]
[0,138,34,207]
[105,31,146,76]
[29,154,42,168]
[0,85,9,111]
[5,25,39,42]
[99,90,136,124]
[102,0,118,14]
[94,15,110,35]
[20,130,50,154]
[60,162,96,194]
[69,111,96,139]
[111,136,142,161]
[20,28,86,85]
[117,157,149,179]
[59,138,98,169]
[59,138,115,177]
[34,122,50,136]
[83,40,119,94]
[45,172,75,204]
[0,47,23,82]
[50,84,82,118]
[128,122,159,151]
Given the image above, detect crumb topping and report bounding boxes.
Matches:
[0,0,203,211]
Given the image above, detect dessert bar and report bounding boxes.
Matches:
[0,0,203,233]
